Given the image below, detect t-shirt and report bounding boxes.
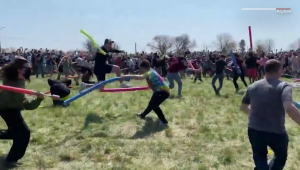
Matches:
[245,57,258,69]
[242,79,292,134]
[215,60,227,74]
[46,57,55,65]
[259,57,268,66]
[203,60,213,69]
[76,57,84,66]
[144,69,169,93]
[127,59,135,67]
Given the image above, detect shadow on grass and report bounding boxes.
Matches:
[81,113,104,132]
[45,114,104,149]
[169,95,184,100]
[0,156,20,170]
[130,117,168,139]
[216,94,230,98]
[236,91,245,95]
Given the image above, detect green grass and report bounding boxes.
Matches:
[1,75,300,170]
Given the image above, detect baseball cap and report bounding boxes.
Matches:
[104,39,114,44]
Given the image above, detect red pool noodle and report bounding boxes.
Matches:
[294,79,300,82]
[0,85,37,95]
[189,61,195,70]
[100,86,148,92]
[249,26,253,50]
[0,85,59,100]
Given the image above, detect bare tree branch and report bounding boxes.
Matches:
[113,43,121,50]
[264,39,275,53]
[83,39,97,54]
[173,34,197,54]
[255,40,266,55]
[147,35,174,55]
[214,33,237,53]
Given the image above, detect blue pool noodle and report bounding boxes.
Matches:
[230,50,241,74]
[63,77,129,105]
[295,102,300,109]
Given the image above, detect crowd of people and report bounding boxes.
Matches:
[1,39,300,169]
[1,44,299,96]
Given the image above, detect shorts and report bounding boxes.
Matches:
[95,64,113,81]
[247,68,257,77]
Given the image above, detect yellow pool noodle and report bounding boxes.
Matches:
[80,29,106,55]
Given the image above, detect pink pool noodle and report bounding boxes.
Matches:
[100,86,149,92]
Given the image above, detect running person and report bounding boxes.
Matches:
[93,39,131,88]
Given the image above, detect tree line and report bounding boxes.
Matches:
[82,33,300,55]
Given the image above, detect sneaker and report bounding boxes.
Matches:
[120,83,132,88]
[4,158,17,167]
[159,121,168,125]
[136,114,145,119]
[79,82,87,92]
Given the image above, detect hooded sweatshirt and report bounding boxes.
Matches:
[0,79,43,110]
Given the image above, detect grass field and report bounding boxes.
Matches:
[0,75,300,170]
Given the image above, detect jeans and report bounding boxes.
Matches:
[258,67,265,79]
[167,72,182,95]
[36,64,44,78]
[248,128,288,170]
[212,74,224,93]
[0,109,30,162]
[233,72,247,90]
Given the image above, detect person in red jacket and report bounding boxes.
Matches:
[167,56,188,97]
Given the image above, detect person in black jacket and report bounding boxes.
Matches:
[93,39,131,88]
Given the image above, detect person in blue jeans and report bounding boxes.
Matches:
[35,52,44,78]
[240,59,300,170]
[166,56,188,97]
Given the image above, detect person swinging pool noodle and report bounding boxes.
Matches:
[230,50,241,74]
[63,77,130,105]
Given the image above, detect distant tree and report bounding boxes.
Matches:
[239,39,246,53]
[265,39,275,53]
[255,40,266,55]
[114,43,121,50]
[83,39,97,54]
[173,34,196,54]
[289,38,300,50]
[147,35,173,55]
[215,33,237,53]
[10,47,16,53]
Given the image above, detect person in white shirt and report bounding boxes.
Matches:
[127,57,135,73]
[3,55,9,62]
[290,54,299,76]
[76,56,84,67]
[26,54,32,67]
